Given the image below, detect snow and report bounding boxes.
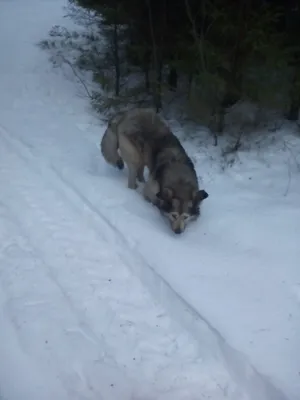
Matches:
[0,0,299,399]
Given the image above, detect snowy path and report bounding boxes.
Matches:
[0,0,299,399]
[0,2,248,393]
[0,124,245,400]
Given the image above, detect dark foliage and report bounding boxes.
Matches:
[44,0,300,138]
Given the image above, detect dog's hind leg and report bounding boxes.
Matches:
[118,135,143,189]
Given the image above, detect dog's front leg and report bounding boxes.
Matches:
[127,164,138,189]
[137,165,145,183]
[143,177,159,203]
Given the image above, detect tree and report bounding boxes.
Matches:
[42,0,300,138]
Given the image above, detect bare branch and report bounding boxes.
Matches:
[184,0,206,72]
[145,0,162,111]
[59,55,92,98]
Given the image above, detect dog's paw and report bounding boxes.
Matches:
[128,182,138,190]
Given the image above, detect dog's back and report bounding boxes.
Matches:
[101,108,172,189]
[150,134,195,175]
[118,108,171,144]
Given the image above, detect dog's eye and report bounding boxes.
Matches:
[169,212,179,220]
[158,200,172,213]
[182,214,190,220]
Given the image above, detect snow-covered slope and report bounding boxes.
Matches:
[0,1,299,399]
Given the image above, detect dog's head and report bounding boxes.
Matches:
[156,187,209,234]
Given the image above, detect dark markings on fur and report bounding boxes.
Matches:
[156,186,208,218]
[151,134,202,218]
[129,130,147,153]
[116,159,124,170]
[150,134,197,182]
[153,164,168,183]
[151,135,183,165]
[157,198,172,213]
[159,197,199,217]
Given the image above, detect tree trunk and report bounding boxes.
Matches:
[285,4,300,121]
[153,60,162,112]
[168,67,178,91]
[143,49,151,91]
[287,69,300,121]
[144,67,150,91]
[146,0,162,111]
[112,21,120,96]
[287,103,299,121]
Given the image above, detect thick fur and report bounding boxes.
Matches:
[143,134,209,234]
[100,111,125,171]
[100,108,172,189]
[100,107,209,234]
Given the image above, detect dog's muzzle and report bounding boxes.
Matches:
[173,226,184,234]
[169,213,191,234]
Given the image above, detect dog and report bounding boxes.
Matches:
[100,107,209,234]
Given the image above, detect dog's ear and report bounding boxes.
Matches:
[157,187,173,200]
[193,189,209,203]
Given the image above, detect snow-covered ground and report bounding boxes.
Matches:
[0,0,299,399]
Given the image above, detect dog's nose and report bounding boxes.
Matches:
[174,228,182,234]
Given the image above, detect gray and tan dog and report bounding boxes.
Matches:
[100,107,209,234]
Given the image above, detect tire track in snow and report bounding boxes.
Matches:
[0,206,106,400]
[0,145,134,400]
[0,126,247,399]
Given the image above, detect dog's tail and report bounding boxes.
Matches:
[100,123,124,170]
